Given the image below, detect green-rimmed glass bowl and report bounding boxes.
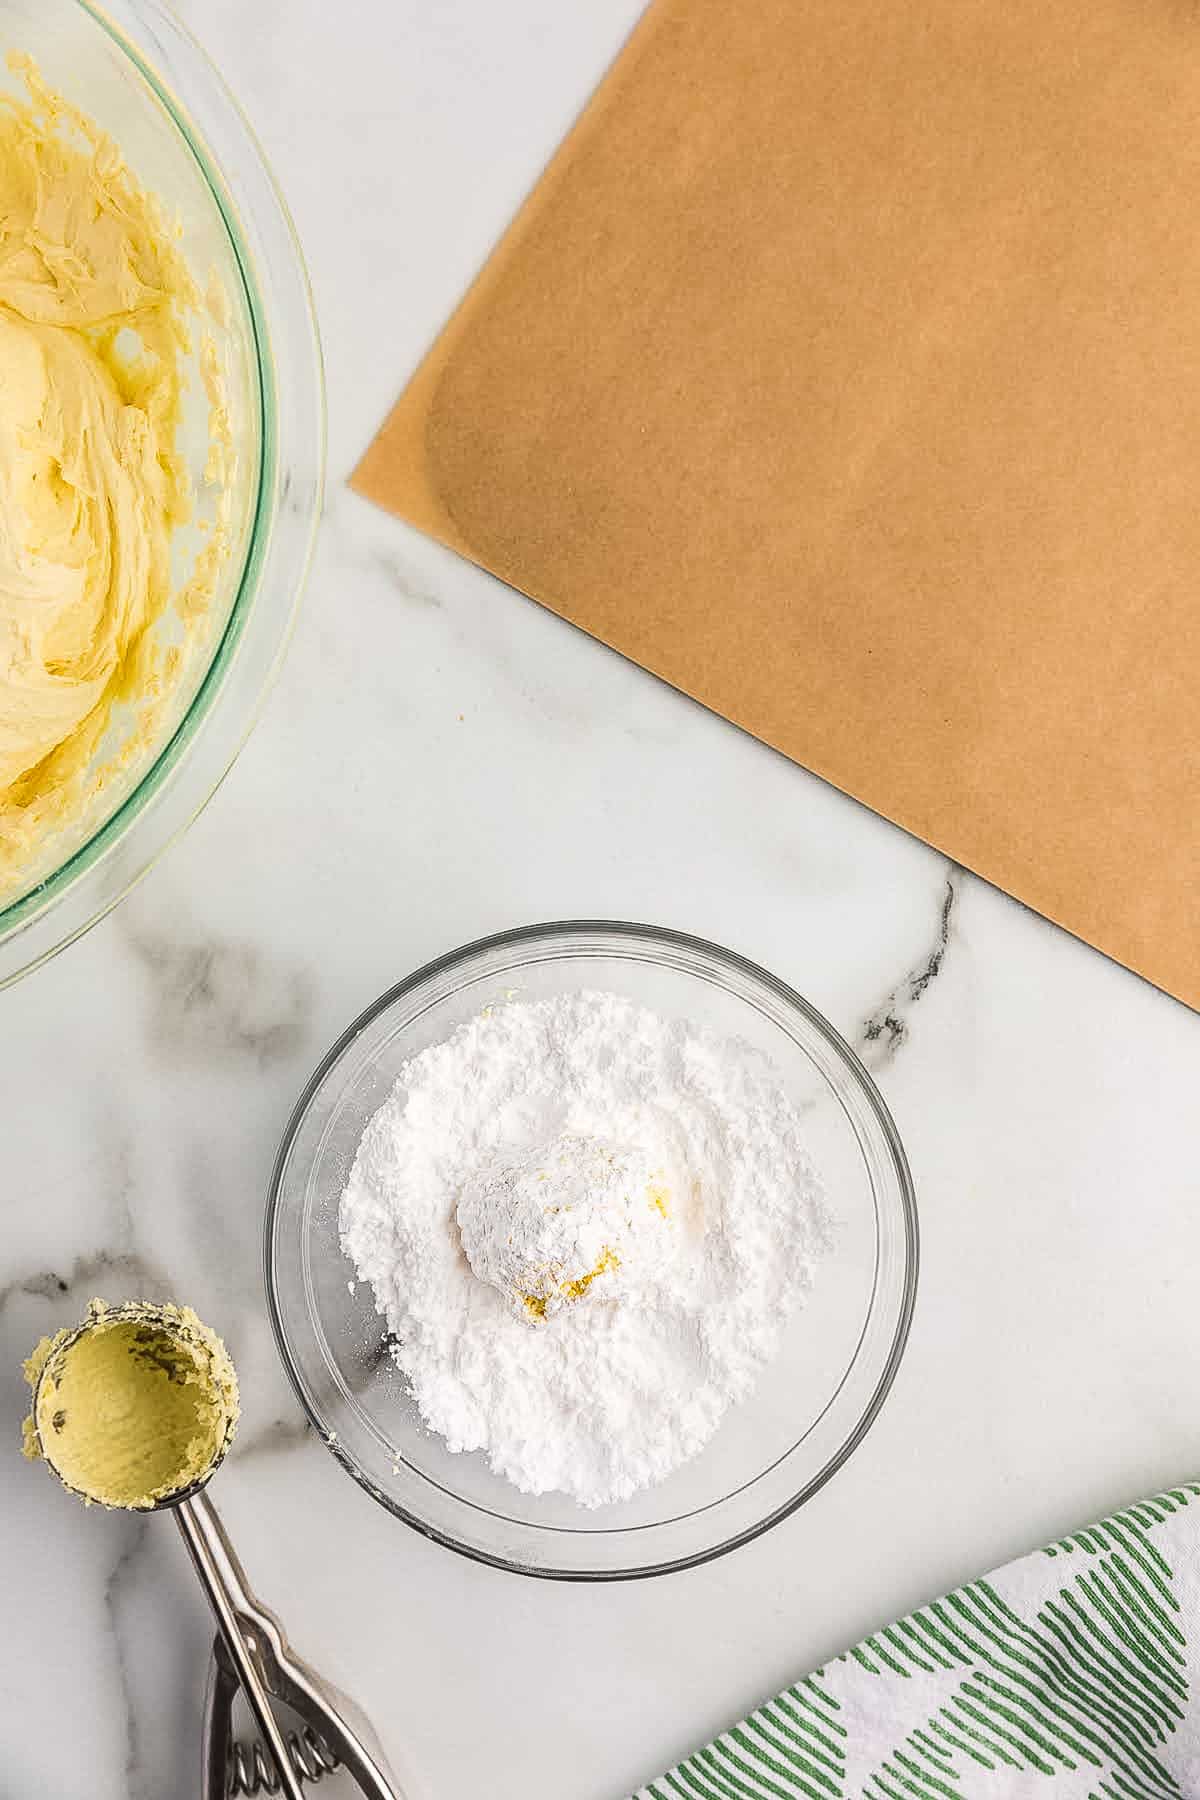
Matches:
[0,0,324,984]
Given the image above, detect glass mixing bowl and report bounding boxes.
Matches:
[0,0,324,984]
[266,922,918,1580]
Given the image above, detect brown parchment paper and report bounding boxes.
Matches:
[354,0,1200,1010]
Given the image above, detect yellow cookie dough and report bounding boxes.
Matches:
[22,1298,239,1509]
[0,54,227,889]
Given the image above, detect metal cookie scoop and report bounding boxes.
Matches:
[191,1489,403,1798]
[23,1302,405,1800]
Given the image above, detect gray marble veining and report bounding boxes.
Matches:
[860,869,959,1067]
[124,924,316,1068]
[3,3,1199,1798]
[103,1515,153,1799]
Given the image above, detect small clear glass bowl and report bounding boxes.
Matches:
[0,0,324,985]
[266,922,918,1580]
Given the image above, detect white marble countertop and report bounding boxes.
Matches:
[4,3,1199,1796]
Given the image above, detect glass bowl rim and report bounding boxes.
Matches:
[264,919,920,1581]
[0,0,326,973]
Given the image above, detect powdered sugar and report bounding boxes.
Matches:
[338,990,829,1508]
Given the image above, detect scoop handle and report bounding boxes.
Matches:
[175,1492,307,1800]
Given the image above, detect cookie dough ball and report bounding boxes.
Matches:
[457,1133,673,1322]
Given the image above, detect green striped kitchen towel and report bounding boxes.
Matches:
[633,1484,1200,1800]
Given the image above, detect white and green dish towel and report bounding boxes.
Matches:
[633,1485,1200,1799]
